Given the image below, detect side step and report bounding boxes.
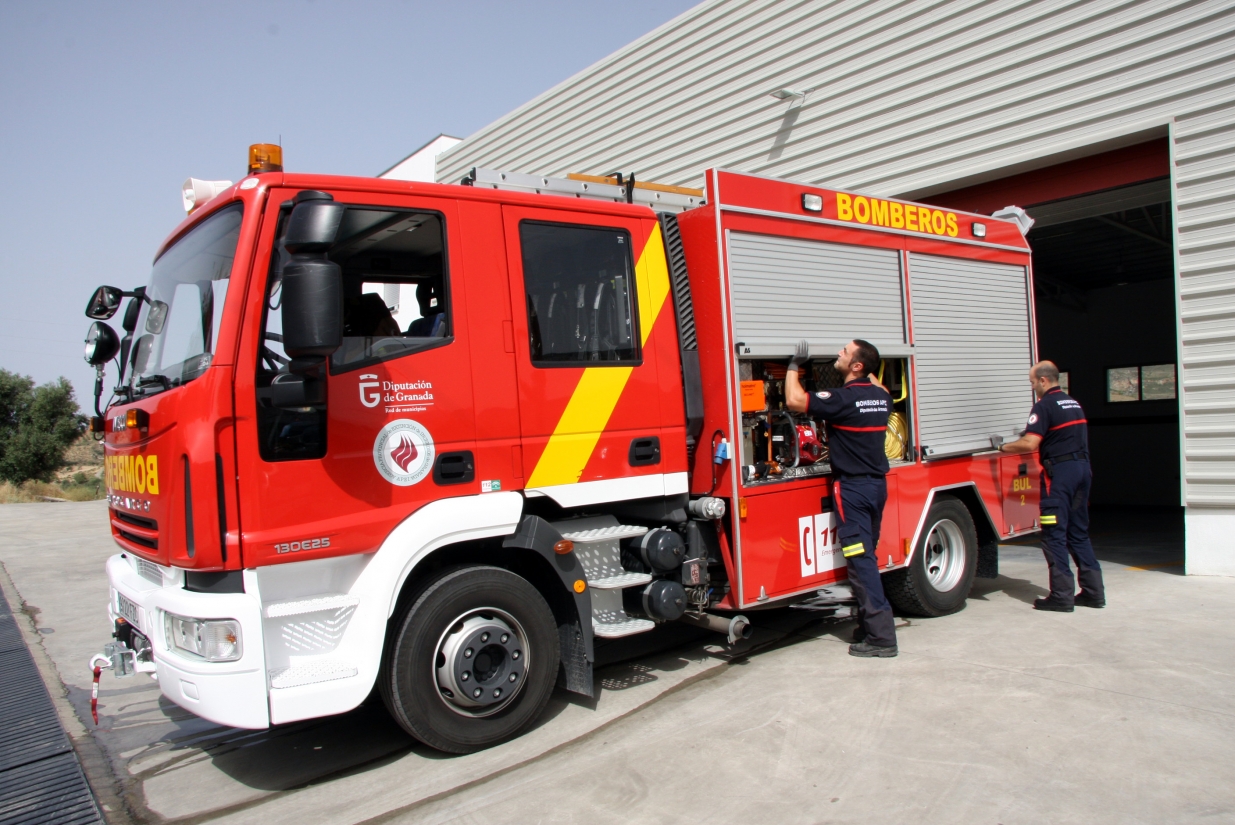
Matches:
[557,519,656,639]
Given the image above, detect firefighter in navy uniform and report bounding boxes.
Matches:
[995,361,1106,611]
[786,339,898,657]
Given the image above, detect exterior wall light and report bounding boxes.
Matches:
[769,88,807,102]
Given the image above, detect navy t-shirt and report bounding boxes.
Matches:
[807,379,891,476]
[1023,387,1088,459]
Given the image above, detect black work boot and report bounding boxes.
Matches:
[1033,596,1074,613]
[1074,591,1105,609]
[851,625,867,644]
[849,641,897,658]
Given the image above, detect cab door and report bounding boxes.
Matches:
[233,188,478,566]
[501,206,678,498]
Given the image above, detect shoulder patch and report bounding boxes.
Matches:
[815,391,831,400]
[1028,413,1039,425]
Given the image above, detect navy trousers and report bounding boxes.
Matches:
[1039,460,1105,604]
[834,476,897,647]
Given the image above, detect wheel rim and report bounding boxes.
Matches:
[922,518,966,592]
[434,608,528,718]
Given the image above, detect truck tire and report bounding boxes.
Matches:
[883,496,978,617]
[381,565,560,753]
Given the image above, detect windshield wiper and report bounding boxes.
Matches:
[133,374,172,396]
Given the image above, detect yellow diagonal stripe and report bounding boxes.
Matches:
[635,224,670,349]
[527,224,671,488]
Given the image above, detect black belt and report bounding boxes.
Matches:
[1041,452,1088,467]
[836,473,885,479]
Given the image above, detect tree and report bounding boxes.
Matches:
[0,370,84,484]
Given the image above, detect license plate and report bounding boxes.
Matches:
[117,592,141,630]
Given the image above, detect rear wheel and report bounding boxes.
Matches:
[884,497,977,617]
[381,566,559,753]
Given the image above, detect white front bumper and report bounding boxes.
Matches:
[106,554,270,729]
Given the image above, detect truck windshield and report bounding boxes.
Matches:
[129,204,243,396]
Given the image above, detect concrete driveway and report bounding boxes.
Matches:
[1,501,1230,824]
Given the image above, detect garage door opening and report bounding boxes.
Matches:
[919,140,1183,567]
[1027,180,1179,509]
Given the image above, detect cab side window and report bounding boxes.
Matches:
[256,204,449,461]
[520,221,639,365]
[330,209,450,371]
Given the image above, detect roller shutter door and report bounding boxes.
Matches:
[909,253,1034,459]
[727,231,906,358]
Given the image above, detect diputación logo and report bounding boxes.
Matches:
[373,419,435,486]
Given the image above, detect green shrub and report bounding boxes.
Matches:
[0,370,84,484]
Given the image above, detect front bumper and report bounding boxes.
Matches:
[104,554,269,729]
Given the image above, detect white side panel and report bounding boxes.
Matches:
[909,253,1034,458]
[267,492,523,725]
[726,231,905,357]
[525,472,688,508]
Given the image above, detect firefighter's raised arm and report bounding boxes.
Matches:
[785,339,811,412]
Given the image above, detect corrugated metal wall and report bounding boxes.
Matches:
[438,0,1235,512]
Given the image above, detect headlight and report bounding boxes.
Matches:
[163,612,243,662]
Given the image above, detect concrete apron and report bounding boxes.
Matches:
[5,501,1225,825]
[0,501,813,823]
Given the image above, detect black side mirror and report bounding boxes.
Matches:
[121,288,146,334]
[86,286,124,320]
[145,300,170,334]
[281,195,345,360]
[84,321,120,366]
[269,372,327,410]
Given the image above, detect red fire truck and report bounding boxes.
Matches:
[83,146,1041,753]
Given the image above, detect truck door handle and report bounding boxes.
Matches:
[628,437,661,467]
[433,451,475,485]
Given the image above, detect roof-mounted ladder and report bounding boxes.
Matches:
[460,167,703,213]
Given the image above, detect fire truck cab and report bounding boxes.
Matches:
[84,148,1039,753]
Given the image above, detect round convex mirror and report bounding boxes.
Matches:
[84,321,120,366]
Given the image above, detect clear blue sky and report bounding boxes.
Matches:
[0,0,698,408]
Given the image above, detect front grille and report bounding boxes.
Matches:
[135,559,163,585]
[118,529,158,551]
[113,510,158,551]
[114,511,157,531]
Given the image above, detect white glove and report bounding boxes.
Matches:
[787,339,809,372]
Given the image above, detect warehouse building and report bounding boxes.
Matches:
[434,0,1235,575]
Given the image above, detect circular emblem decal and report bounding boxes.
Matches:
[373,419,435,486]
[815,391,832,400]
[1028,413,1039,425]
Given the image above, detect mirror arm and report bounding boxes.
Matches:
[93,365,106,418]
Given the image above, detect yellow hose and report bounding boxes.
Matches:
[885,412,909,460]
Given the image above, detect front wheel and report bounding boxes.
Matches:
[884,497,978,617]
[380,566,560,753]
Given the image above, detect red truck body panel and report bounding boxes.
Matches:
[106,168,1040,591]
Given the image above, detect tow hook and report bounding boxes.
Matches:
[89,633,155,724]
[89,642,135,724]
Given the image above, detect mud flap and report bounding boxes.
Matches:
[503,515,594,698]
[976,538,999,579]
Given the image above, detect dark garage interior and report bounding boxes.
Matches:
[1028,183,1180,508]
[923,142,1185,565]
